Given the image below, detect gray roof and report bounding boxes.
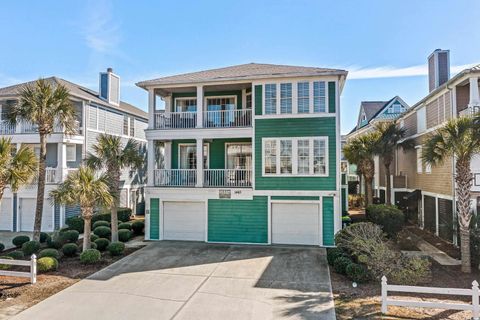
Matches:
[0,77,148,119]
[361,101,389,122]
[137,63,348,87]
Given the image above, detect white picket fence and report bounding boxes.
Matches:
[0,255,37,284]
[381,276,479,319]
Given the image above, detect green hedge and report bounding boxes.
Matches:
[107,242,125,256]
[131,221,144,235]
[366,204,405,238]
[22,241,41,256]
[65,216,84,233]
[93,226,111,238]
[7,250,24,260]
[12,235,30,248]
[92,208,132,223]
[80,249,101,264]
[93,221,110,229]
[118,229,131,242]
[39,248,60,259]
[94,238,110,251]
[62,243,79,257]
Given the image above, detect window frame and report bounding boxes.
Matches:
[264,83,277,114]
[178,143,209,169]
[66,144,77,162]
[416,146,423,174]
[280,83,292,114]
[174,97,197,112]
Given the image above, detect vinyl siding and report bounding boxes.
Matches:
[254,117,337,190]
[208,196,268,243]
[341,188,347,213]
[456,84,470,113]
[322,196,334,246]
[255,85,262,115]
[328,82,336,113]
[150,198,160,240]
[403,112,417,137]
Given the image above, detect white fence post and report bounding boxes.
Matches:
[30,254,37,284]
[381,276,388,314]
[473,280,479,320]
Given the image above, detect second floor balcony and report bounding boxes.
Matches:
[0,120,82,135]
[153,168,252,188]
[153,109,252,130]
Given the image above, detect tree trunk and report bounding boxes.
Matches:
[456,158,474,273]
[365,177,374,206]
[83,216,92,251]
[384,162,392,205]
[33,133,47,241]
[110,170,121,243]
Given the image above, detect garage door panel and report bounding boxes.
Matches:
[0,198,13,231]
[20,199,54,232]
[163,202,205,241]
[272,203,320,246]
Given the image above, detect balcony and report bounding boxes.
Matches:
[153,109,252,130]
[153,169,252,188]
[0,120,81,135]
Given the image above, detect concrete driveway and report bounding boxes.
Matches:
[12,242,335,320]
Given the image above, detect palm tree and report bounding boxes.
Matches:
[50,167,113,251]
[86,134,142,242]
[7,79,76,241]
[0,137,38,204]
[374,122,411,205]
[343,131,380,206]
[423,116,480,273]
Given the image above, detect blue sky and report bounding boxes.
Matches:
[1,0,479,133]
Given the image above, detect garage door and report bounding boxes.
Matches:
[272,203,320,245]
[0,198,13,231]
[163,202,205,241]
[19,199,54,232]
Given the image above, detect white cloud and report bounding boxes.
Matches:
[82,0,120,53]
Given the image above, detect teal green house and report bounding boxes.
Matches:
[137,63,347,246]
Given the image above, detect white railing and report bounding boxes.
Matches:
[20,121,38,133]
[154,112,197,129]
[0,120,16,134]
[203,109,251,128]
[154,169,197,187]
[459,106,480,117]
[203,169,252,187]
[0,255,37,284]
[381,276,480,319]
[45,168,58,183]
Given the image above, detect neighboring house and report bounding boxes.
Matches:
[137,63,347,246]
[392,49,480,245]
[346,96,410,202]
[0,69,148,232]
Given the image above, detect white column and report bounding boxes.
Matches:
[469,77,480,107]
[196,138,203,187]
[165,95,172,114]
[147,139,155,186]
[196,85,203,128]
[164,141,172,170]
[148,88,156,129]
[58,143,67,181]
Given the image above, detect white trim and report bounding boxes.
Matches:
[224,142,252,170]
[267,196,272,244]
[255,113,335,119]
[177,143,209,169]
[204,95,237,110]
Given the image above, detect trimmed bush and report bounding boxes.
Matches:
[22,241,41,255]
[345,263,370,283]
[93,226,111,238]
[93,220,110,229]
[90,234,99,242]
[94,238,110,251]
[38,248,60,259]
[62,243,79,257]
[0,256,13,270]
[118,223,131,230]
[47,234,64,249]
[37,257,58,272]
[92,208,132,223]
[39,232,49,243]
[80,249,101,264]
[65,216,84,233]
[0,243,4,252]
[90,242,97,250]
[131,220,144,235]
[7,250,24,260]
[333,256,352,274]
[327,247,346,266]
[60,230,80,243]
[107,242,125,256]
[59,227,70,233]
[12,235,30,248]
[366,204,405,238]
[118,229,131,242]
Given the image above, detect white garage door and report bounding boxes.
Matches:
[19,199,54,232]
[163,201,205,241]
[272,203,320,246]
[0,198,13,231]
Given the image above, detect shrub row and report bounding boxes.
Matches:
[366,204,405,238]
[327,247,370,283]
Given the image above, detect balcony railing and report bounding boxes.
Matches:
[45,168,58,184]
[459,106,480,117]
[0,121,15,134]
[203,109,251,128]
[203,169,252,187]
[154,112,197,129]
[154,169,197,187]
[0,120,81,134]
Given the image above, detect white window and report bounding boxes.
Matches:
[417,106,426,133]
[179,144,208,169]
[280,83,292,114]
[175,98,197,112]
[66,144,76,162]
[297,82,309,113]
[263,137,328,176]
[265,84,277,114]
[416,147,423,174]
[313,81,326,113]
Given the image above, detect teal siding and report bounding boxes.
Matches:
[171,140,195,169]
[254,85,262,115]
[254,117,337,190]
[208,196,268,243]
[150,198,160,240]
[271,196,319,200]
[328,82,336,113]
[322,196,334,245]
[341,188,347,214]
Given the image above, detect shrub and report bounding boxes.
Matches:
[118,223,131,230]
[327,247,346,266]
[366,204,405,238]
[118,229,131,242]
[22,241,41,255]
[131,220,144,235]
[62,243,79,257]
[80,249,101,264]
[12,235,30,248]
[38,248,60,259]
[107,242,125,256]
[345,263,370,283]
[94,238,110,251]
[59,227,70,233]
[7,250,24,260]
[39,232,49,243]
[93,226,111,238]
[389,256,431,285]
[93,220,110,229]
[333,256,352,274]
[47,234,64,249]
[90,234,99,242]
[65,216,84,233]
[0,256,13,270]
[60,230,80,243]
[92,208,132,224]
[0,243,4,252]
[90,242,97,250]
[37,257,58,272]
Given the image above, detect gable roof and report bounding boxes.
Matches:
[361,100,390,122]
[137,63,348,88]
[0,77,147,119]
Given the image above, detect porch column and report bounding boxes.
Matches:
[164,141,172,169]
[469,77,480,107]
[196,138,204,187]
[164,95,172,114]
[58,143,67,182]
[148,88,156,129]
[147,139,155,186]
[196,85,203,128]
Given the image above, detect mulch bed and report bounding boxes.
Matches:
[407,226,461,259]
